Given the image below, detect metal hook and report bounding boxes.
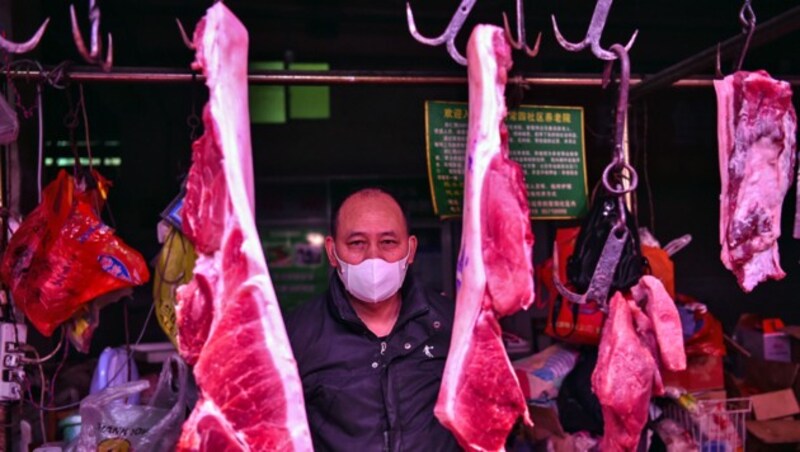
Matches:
[70,0,113,72]
[176,19,195,50]
[406,0,478,66]
[601,43,638,196]
[502,0,542,57]
[735,0,756,72]
[0,18,50,54]
[551,223,629,311]
[551,0,638,61]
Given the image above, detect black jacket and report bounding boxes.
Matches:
[284,274,461,452]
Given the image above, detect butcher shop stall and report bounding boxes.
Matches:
[0,0,798,450]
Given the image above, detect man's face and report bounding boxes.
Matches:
[325,192,417,267]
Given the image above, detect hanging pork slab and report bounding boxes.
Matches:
[434,24,534,451]
[174,4,312,450]
[715,70,796,292]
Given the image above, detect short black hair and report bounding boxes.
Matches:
[330,187,411,239]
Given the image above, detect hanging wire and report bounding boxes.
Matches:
[20,327,65,364]
[187,72,201,141]
[36,83,43,203]
[24,300,156,413]
[77,83,94,174]
[21,347,47,442]
[641,101,655,234]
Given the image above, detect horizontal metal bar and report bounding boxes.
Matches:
[4,67,800,88]
[630,5,800,100]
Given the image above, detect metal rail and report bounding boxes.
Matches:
[5,67,800,87]
[630,4,800,100]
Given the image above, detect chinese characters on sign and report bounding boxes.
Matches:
[425,101,588,219]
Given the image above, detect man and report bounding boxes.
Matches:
[284,188,460,451]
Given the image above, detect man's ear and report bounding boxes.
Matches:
[407,235,418,265]
[324,236,338,268]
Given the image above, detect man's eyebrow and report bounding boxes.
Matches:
[345,231,367,240]
[380,231,399,237]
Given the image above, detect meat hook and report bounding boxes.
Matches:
[0,18,50,54]
[551,0,638,61]
[551,223,629,312]
[502,0,542,57]
[735,0,756,72]
[70,0,113,72]
[406,0,477,66]
[601,43,637,196]
[715,1,757,77]
[176,19,195,50]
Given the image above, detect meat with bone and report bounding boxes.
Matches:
[715,70,796,292]
[593,276,686,451]
[174,4,312,451]
[434,24,535,451]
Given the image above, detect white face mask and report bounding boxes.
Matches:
[334,247,411,303]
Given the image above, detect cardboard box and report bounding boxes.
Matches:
[747,420,800,451]
[735,315,791,363]
[750,389,800,421]
[527,404,565,441]
[784,325,800,363]
[662,354,724,393]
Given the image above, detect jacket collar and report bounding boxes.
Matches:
[327,271,431,333]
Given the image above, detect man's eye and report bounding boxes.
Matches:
[349,240,366,247]
[381,240,398,246]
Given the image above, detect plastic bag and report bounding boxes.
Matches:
[153,225,197,348]
[543,228,604,345]
[676,294,726,357]
[67,353,188,452]
[566,190,646,293]
[513,344,580,404]
[0,170,149,337]
[0,95,19,145]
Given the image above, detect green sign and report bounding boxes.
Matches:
[261,228,329,312]
[425,101,588,219]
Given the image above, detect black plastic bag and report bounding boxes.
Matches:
[566,190,646,293]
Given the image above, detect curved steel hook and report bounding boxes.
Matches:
[735,0,756,72]
[600,43,638,197]
[70,0,113,72]
[551,223,629,312]
[406,0,477,66]
[502,0,542,57]
[176,19,195,50]
[0,18,50,54]
[551,0,637,61]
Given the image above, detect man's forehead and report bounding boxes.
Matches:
[336,192,408,236]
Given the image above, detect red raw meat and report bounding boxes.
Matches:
[594,277,686,451]
[174,4,311,451]
[633,275,686,372]
[592,293,656,452]
[435,25,534,451]
[715,70,796,292]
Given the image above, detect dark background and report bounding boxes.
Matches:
[2,0,800,354]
